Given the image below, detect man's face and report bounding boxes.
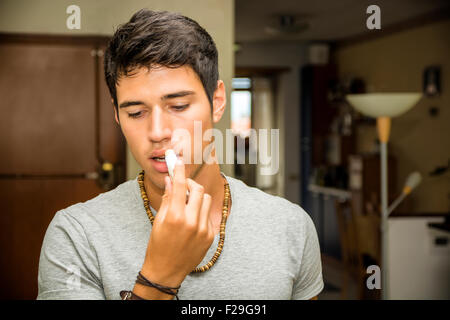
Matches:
[114,65,224,189]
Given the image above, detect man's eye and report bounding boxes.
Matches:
[171,104,189,111]
[128,111,142,118]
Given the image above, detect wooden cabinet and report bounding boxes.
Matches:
[0,34,126,299]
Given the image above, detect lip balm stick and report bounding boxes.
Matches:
[165,149,178,181]
[165,149,190,199]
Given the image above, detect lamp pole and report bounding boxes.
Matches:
[345,93,422,300]
[377,117,391,300]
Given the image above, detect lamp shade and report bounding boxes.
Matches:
[346,93,422,118]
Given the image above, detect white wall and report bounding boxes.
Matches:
[235,42,308,204]
[0,0,235,179]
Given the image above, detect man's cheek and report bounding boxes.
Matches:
[125,134,144,161]
[171,131,193,164]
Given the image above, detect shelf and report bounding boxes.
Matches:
[308,184,352,200]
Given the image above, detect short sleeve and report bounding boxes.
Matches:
[37,210,105,300]
[291,212,324,300]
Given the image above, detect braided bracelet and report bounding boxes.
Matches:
[135,272,181,300]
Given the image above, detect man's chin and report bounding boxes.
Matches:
[144,163,196,188]
[143,169,167,190]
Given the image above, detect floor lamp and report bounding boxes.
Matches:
[346,93,422,300]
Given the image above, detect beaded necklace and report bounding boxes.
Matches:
[137,170,230,273]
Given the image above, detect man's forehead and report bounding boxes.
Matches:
[116,65,201,100]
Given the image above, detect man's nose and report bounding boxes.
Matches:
[147,106,171,143]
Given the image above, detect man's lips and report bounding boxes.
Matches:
[149,149,182,160]
[150,149,167,158]
[149,157,168,173]
[148,149,182,173]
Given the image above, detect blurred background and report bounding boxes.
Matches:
[0,0,448,299]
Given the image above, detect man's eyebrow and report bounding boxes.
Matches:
[161,90,195,100]
[119,101,145,109]
[118,91,195,109]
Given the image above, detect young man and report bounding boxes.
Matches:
[37,9,323,300]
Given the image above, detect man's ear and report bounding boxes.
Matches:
[212,80,226,124]
[113,99,120,125]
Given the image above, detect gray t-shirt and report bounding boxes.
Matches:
[37,174,324,300]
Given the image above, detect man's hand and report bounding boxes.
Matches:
[139,158,215,290]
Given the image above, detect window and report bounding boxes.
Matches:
[231,77,252,137]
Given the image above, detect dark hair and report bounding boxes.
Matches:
[104,9,219,111]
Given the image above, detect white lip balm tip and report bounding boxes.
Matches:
[165,149,189,199]
[165,149,178,180]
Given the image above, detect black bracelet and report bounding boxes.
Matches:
[135,272,181,300]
